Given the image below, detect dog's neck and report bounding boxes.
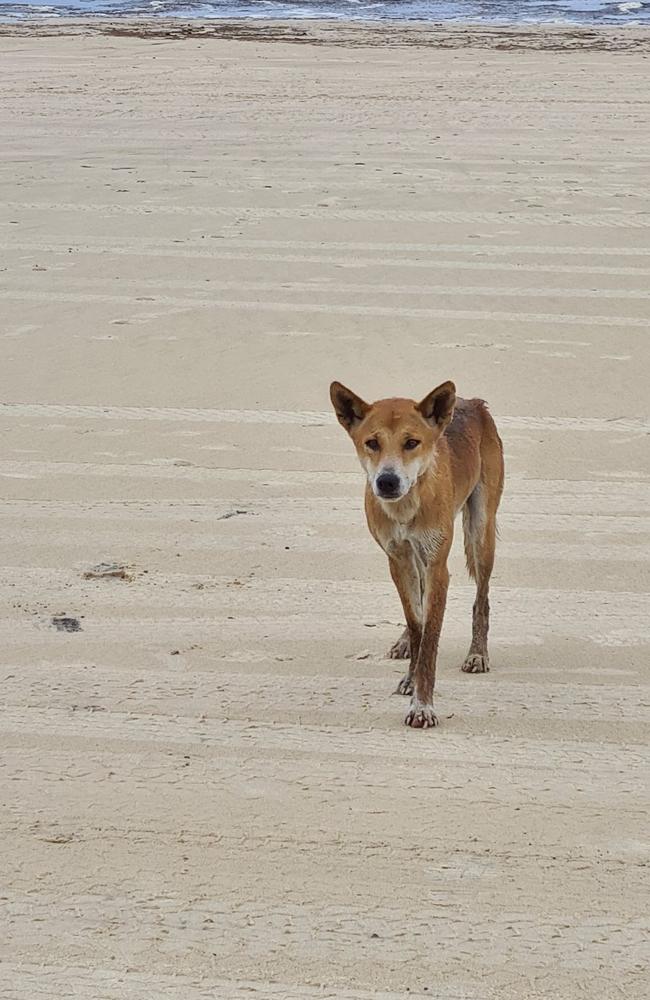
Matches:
[378,493,419,524]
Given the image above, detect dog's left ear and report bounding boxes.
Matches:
[417,381,456,431]
[330,381,369,432]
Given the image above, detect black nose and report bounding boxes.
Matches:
[376,471,401,497]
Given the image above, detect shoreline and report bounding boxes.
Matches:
[1,17,650,51]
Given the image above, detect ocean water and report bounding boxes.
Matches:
[1,0,649,24]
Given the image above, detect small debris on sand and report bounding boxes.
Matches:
[218,509,250,520]
[52,616,82,633]
[83,562,134,581]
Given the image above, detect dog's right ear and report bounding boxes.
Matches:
[330,381,369,433]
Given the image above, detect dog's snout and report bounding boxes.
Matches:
[376,470,401,498]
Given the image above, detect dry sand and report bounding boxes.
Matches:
[1,19,649,1000]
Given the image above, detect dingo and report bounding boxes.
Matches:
[330,380,504,729]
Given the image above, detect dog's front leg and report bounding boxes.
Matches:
[405,561,449,729]
[388,545,422,696]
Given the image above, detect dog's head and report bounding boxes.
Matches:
[330,381,456,502]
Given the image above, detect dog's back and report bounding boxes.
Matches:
[440,397,504,517]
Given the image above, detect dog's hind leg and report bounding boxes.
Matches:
[462,473,503,674]
[461,410,504,674]
[461,484,494,674]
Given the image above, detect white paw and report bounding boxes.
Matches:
[387,630,410,660]
[395,673,414,696]
[404,698,439,729]
[461,653,490,674]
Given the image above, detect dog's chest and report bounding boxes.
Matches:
[379,519,443,566]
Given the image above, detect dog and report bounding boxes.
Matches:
[330,380,504,729]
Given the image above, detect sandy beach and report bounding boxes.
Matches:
[1,18,649,999]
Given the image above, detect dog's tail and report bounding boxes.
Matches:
[463,403,504,580]
[462,486,486,581]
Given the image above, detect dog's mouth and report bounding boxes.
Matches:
[376,485,403,501]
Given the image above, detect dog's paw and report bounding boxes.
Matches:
[461,653,490,674]
[387,629,410,660]
[394,673,414,696]
[404,699,439,729]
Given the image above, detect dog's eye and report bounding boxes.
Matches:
[365,439,380,451]
[404,439,420,451]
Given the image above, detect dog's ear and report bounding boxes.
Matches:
[330,381,369,432]
[416,381,456,431]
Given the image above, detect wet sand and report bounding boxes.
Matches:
[1,19,649,1000]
